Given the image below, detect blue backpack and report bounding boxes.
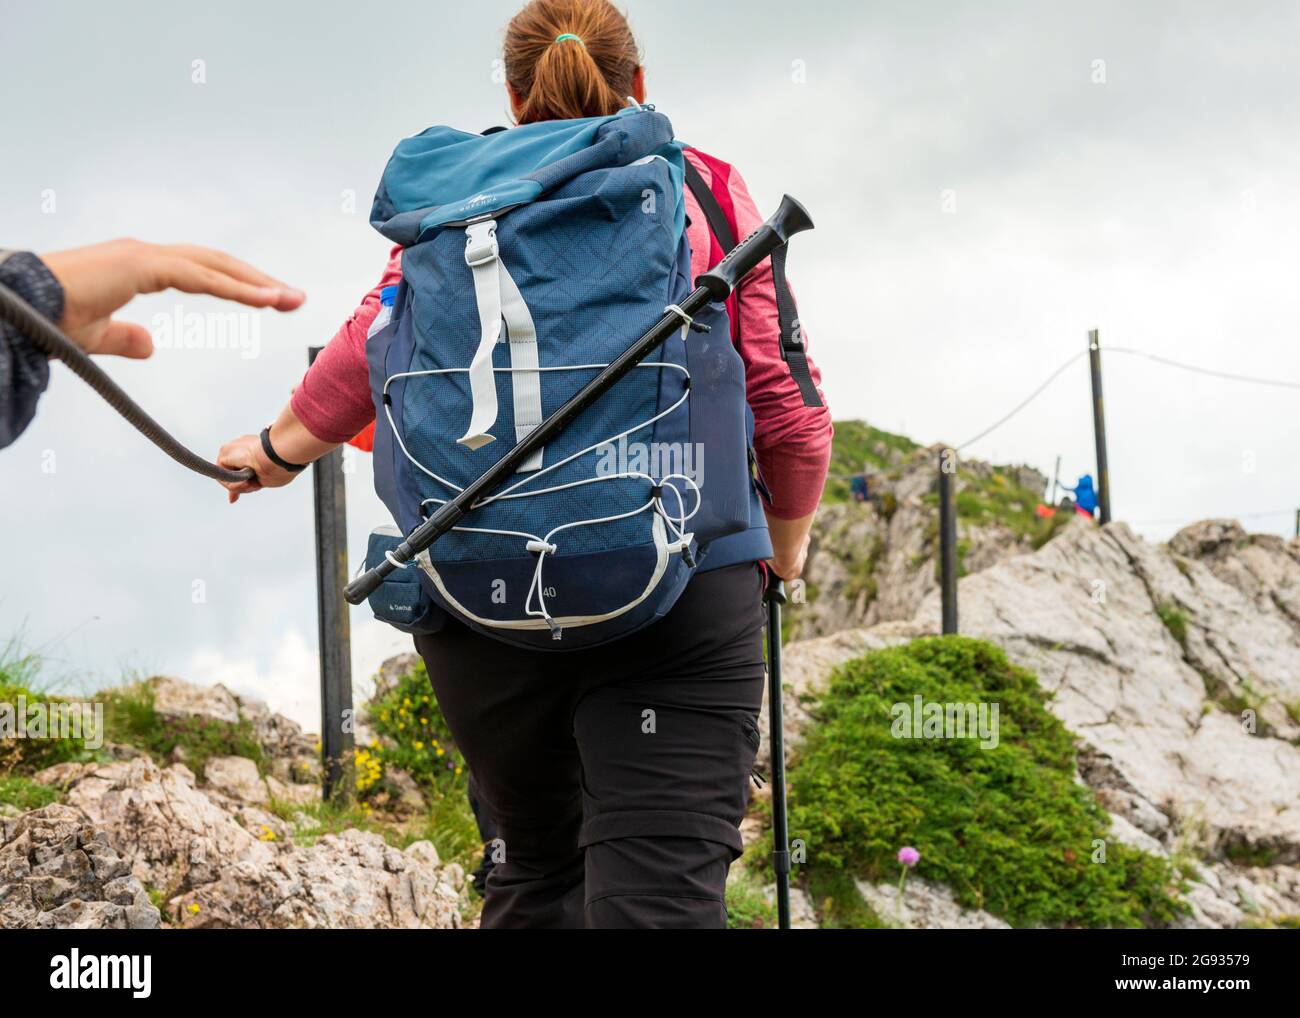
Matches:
[364,107,771,650]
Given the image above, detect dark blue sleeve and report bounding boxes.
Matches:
[0,251,64,449]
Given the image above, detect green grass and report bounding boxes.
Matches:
[1223,838,1279,869]
[724,865,780,929]
[265,794,383,848]
[101,682,263,780]
[807,868,889,928]
[822,420,919,504]
[0,773,62,811]
[0,645,97,772]
[925,464,1066,549]
[2,647,262,781]
[786,636,1188,928]
[1156,602,1189,649]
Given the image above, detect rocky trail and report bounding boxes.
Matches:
[3,432,1298,929]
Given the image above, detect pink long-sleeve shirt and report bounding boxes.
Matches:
[291,147,832,519]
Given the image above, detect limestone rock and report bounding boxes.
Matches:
[855,876,1011,930]
[146,675,240,725]
[792,448,1045,641]
[0,805,161,930]
[59,758,275,893]
[169,828,461,929]
[203,755,267,804]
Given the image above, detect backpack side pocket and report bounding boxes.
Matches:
[364,526,446,635]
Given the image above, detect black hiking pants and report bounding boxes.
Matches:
[413,562,767,929]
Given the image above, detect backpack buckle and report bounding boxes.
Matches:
[464,221,499,267]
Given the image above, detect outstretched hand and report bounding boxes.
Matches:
[40,239,305,358]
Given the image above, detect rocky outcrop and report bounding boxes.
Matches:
[3,678,462,930]
[856,877,1011,930]
[0,804,161,929]
[793,448,1045,640]
[770,516,1300,927]
[37,758,277,894]
[171,831,461,929]
[26,757,462,929]
[141,676,319,785]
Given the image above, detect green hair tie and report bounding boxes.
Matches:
[554,32,585,47]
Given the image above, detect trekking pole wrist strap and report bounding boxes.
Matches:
[260,426,307,472]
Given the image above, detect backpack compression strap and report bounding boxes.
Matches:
[461,219,545,471]
[683,152,824,408]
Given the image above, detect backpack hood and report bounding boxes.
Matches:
[370,107,683,246]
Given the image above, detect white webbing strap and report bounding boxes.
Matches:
[460,219,544,471]
[460,220,503,451]
[499,263,544,472]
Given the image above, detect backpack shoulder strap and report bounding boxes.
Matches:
[682,150,824,408]
[683,155,737,252]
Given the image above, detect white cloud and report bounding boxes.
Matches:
[182,619,414,734]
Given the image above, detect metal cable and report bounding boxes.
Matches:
[0,282,255,484]
[955,350,1088,451]
[1104,346,1300,389]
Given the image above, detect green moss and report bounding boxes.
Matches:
[786,636,1188,927]
[1156,602,1189,649]
[822,421,918,504]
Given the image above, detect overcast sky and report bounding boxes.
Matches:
[2,0,1297,728]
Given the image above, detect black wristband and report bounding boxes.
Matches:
[260,426,307,472]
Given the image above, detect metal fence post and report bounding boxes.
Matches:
[309,346,355,802]
[939,449,958,635]
[1088,329,1112,524]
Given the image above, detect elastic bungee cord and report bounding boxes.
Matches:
[0,282,255,484]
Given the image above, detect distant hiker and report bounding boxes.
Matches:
[215,0,832,929]
[850,462,872,503]
[1063,473,1099,518]
[0,241,303,449]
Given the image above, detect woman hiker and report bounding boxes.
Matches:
[216,0,832,928]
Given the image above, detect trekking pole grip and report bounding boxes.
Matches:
[696,195,814,301]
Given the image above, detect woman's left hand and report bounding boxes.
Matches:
[216,433,296,502]
[217,406,339,502]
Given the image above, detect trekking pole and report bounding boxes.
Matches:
[345,194,815,605]
[765,573,792,930]
[0,282,256,485]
